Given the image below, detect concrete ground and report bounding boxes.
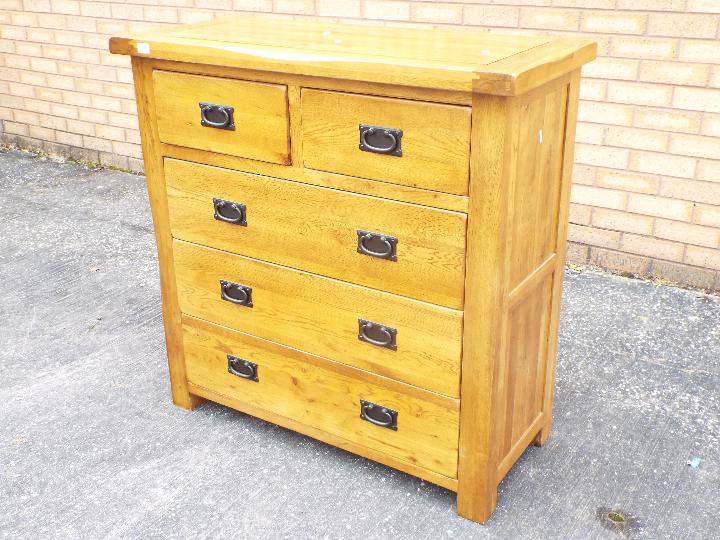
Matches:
[0,147,718,540]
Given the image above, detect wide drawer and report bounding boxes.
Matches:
[301,90,471,195]
[173,240,463,397]
[182,316,460,478]
[166,159,467,309]
[152,70,289,164]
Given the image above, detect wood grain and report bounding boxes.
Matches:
[302,89,471,195]
[130,57,203,410]
[161,144,469,213]
[457,74,582,523]
[150,58,473,106]
[507,79,568,290]
[534,70,582,447]
[153,70,289,164]
[457,93,516,524]
[113,17,596,524]
[109,15,596,95]
[165,159,467,309]
[173,240,463,397]
[182,315,460,478]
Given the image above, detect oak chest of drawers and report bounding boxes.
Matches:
[111,15,595,524]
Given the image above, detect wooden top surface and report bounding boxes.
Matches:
[110,15,596,95]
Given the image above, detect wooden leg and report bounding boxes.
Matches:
[132,57,206,415]
[457,479,498,524]
[172,389,205,410]
[533,421,552,447]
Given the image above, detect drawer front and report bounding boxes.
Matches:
[166,159,467,309]
[174,240,463,397]
[182,316,460,478]
[301,90,471,195]
[153,70,289,164]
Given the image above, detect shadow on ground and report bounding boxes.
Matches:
[1,148,718,539]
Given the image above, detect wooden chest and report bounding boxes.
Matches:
[110,16,595,524]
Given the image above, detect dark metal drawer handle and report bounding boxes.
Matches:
[220,280,253,307]
[227,355,258,382]
[359,124,403,157]
[358,319,397,350]
[356,230,398,261]
[360,400,398,430]
[199,102,235,130]
[213,197,247,226]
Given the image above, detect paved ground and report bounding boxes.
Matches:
[0,147,718,540]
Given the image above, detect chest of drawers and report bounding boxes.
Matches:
[110,16,595,524]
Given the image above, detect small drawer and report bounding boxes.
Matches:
[182,316,460,478]
[173,240,463,397]
[301,90,471,195]
[165,159,467,309]
[152,70,289,164]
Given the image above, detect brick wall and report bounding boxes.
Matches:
[1,1,719,290]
